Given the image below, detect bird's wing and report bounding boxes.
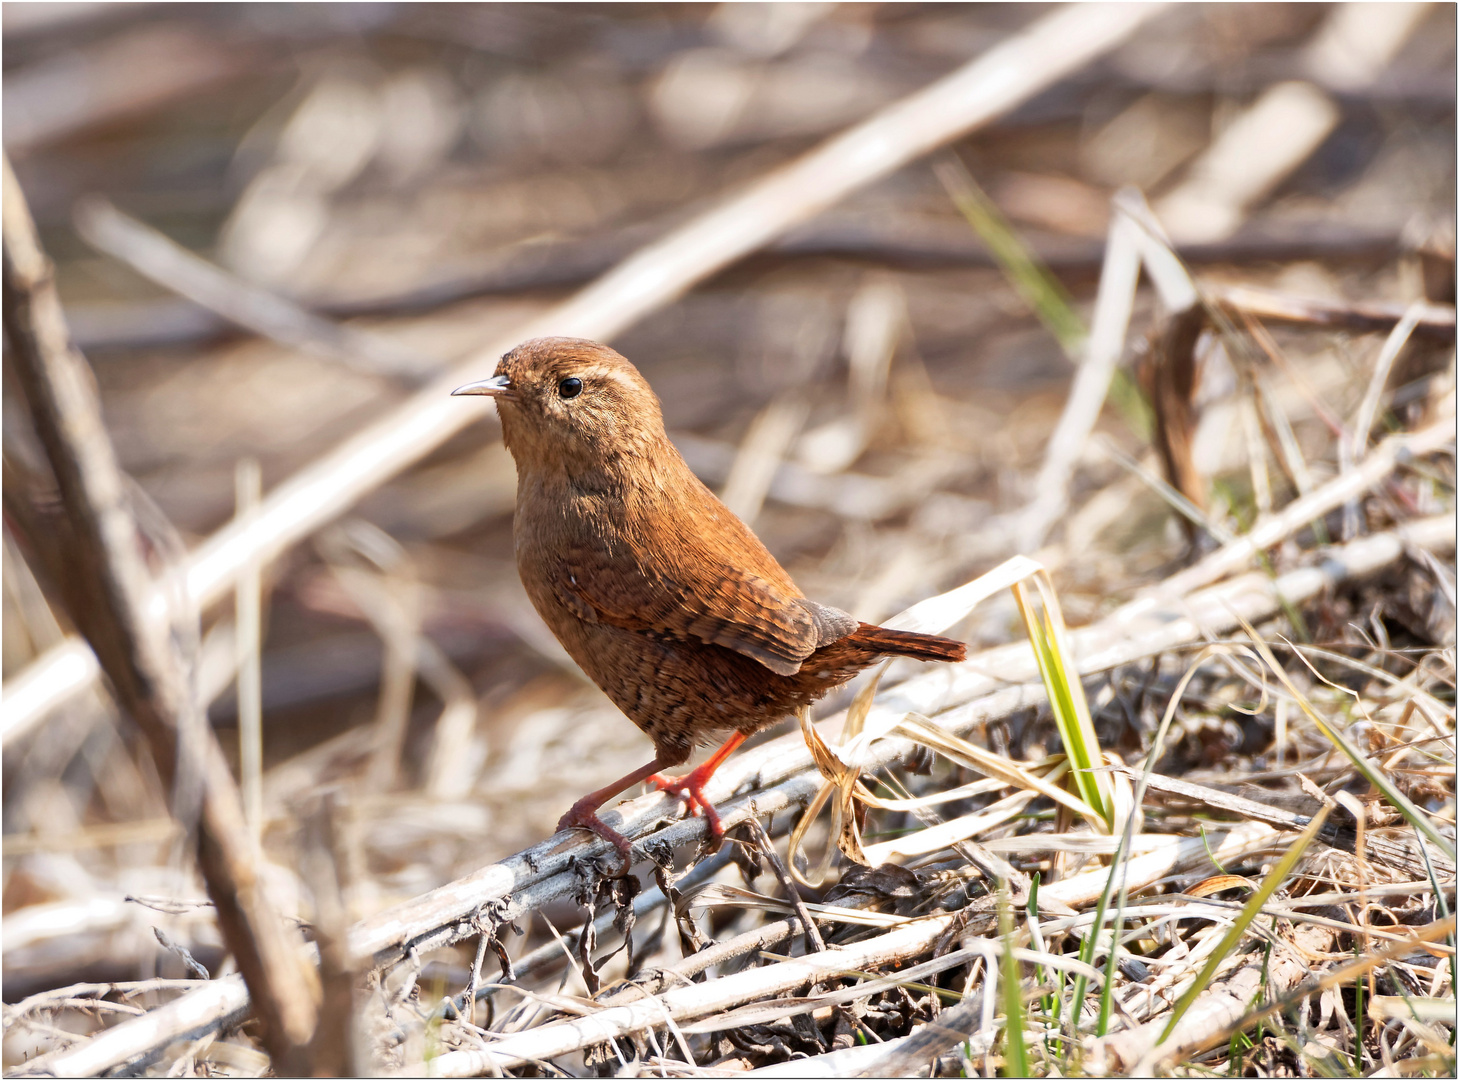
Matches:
[553,539,855,676]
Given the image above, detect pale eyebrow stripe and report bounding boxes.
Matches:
[580,365,640,391]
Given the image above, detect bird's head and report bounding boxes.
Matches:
[451,337,667,472]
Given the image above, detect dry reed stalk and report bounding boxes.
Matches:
[1016,197,1142,551]
[1155,81,1341,244]
[233,459,263,842]
[7,976,251,1078]
[73,199,430,379]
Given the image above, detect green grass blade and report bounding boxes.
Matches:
[1413,829,1457,995]
[1015,581,1111,829]
[1064,833,1121,1038]
[1108,368,1155,442]
[998,884,1029,1078]
[1156,804,1331,1045]
[936,158,1086,357]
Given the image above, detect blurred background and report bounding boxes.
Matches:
[2,0,1454,1018]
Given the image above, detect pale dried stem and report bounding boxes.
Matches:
[1213,283,1456,342]
[73,198,431,379]
[8,976,251,1078]
[1017,203,1142,551]
[234,459,263,842]
[1351,302,1427,461]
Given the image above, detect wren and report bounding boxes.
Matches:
[453,338,965,862]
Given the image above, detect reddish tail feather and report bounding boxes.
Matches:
[852,623,966,664]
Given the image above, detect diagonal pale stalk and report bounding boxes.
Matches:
[790,556,1114,884]
[1154,803,1332,1047]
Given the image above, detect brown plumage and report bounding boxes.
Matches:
[453,337,965,862]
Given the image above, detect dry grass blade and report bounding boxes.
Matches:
[1237,614,1456,860]
[1350,301,1428,461]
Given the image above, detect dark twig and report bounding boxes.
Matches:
[744,811,826,954]
[1,156,317,1072]
[1141,305,1210,546]
[300,792,360,1076]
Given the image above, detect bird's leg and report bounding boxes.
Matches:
[648,732,747,838]
[555,757,665,863]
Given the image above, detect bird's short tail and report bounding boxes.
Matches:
[853,623,966,664]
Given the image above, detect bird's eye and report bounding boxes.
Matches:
[558,377,583,399]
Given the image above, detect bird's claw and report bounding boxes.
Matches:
[647,772,726,838]
[556,800,635,873]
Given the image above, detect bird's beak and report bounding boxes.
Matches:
[451,374,514,399]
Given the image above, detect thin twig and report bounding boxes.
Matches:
[745,812,826,954]
[151,928,210,982]
[234,458,263,841]
[1214,283,1456,342]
